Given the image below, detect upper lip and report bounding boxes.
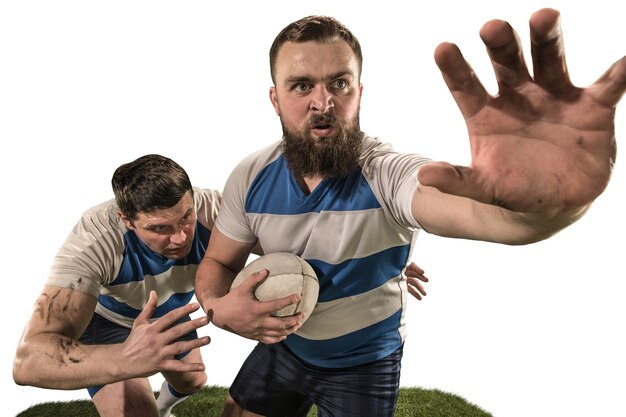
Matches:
[310,115,334,129]
[169,244,187,252]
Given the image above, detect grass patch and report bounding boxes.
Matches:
[17,386,492,416]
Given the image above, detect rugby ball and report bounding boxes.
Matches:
[230,252,319,319]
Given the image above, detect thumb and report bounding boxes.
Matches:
[241,269,270,293]
[418,162,488,204]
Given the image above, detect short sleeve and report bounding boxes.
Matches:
[45,201,125,298]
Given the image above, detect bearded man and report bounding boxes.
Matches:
[194,9,625,417]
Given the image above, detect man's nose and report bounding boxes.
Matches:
[309,85,334,113]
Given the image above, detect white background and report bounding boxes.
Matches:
[1,1,624,416]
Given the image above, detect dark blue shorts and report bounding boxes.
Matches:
[78,313,197,398]
[229,342,403,417]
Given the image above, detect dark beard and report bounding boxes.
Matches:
[280,113,363,179]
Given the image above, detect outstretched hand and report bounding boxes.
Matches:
[121,291,210,378]
[419,8,625,214]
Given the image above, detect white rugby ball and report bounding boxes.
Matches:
[230,252,319,319]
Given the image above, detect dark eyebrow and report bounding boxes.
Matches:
[145,223,167,231]
[285,75,313,85]
[328,70,354,80]
[285,70,354,85]
[144,207,193,230]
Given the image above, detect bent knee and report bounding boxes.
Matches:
[194,372,208,391]
[174,371,207,394]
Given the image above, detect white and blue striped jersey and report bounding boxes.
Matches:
[217,136,431,368]
[45,188,221,328]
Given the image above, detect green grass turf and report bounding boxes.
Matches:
[17,386,493,416]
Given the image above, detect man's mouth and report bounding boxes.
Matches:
[310,117,335,137]
[167,243,189,256]
[311,125,333,137]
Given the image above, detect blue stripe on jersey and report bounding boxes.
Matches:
[308,244,410,302]
[245,156,381,215]
[97,291,194,319]
[98,222,211,317]
[284,309,403,368]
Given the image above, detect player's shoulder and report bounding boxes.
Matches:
[193,187,222,212]
[359,133,431,168]
[193,187,222,205]
[235,140,283,173]
[193,187,222,225]
[58,199,126,261]
[79,199,122,229]
[359,134,396,159]
[225,140,283,187]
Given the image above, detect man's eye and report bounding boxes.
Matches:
[294,83,310,93]
[333,79,347,89]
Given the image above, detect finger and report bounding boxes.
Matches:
[258,335,288,345]
[528,8,571,91]
[136,290,158,324]
[589,55,626,107]
[434,42,490,118]
[418,163,488,205]
[405,264,428,282]
[407,273,427,282]
[406,270,427,281]
[165,336,211,358]
[258,293,302,315]
[253,315,304,340]
[406,262,424,275]
[418,163,514,209]
[479,18,531,90]
[407,285,422,301]
[152,302,202,332]
[255,325,300,339]
[163,315,209,342]
[241,269,270,293]
[408,278,427,296]
[271,314,304,330]
[160,357,208,373]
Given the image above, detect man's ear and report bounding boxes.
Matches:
[269,86,280,116]
[118,211,134,230]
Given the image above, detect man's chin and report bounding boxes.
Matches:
[281,120,363,178]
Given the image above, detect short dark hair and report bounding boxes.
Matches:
[111,154,193,221]
[269,15,363,84]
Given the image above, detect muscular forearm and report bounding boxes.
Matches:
[449,201,591,245]
[413,184,592,245]
[14,284,209,390]
[12,287,133,390]
[13,333,129,390]
[194,256,238,314]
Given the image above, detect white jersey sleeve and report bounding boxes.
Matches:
[359,136,431,229]
[194,187,222,231]
[216,142,282,244]
[45,200,126,298]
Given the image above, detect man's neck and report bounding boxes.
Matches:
[297,175,324,195]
